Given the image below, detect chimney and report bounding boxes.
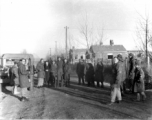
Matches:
[100,41,103,45]
[110,40,114,46]
[72,46,75,50]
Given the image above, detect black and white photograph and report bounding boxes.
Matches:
[0,0,152,119]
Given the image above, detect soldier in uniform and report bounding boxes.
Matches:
[63,59,70,87]
[76,59,85,85]
[95,59,104,88]
[109,54,125,105]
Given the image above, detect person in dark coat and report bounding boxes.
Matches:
[109,54,125,105]
[44,61,50,86]
[63,59,71,87]
[95,59,104,88]
[11,61,20,95]
[36,59,45,88]
[76,59,85,85]
[127,53,135,93]
[85,61,95,87]
[134,60,146,101]
[50,60,57,87]
[18,58,30,102]
[57,57,63,87]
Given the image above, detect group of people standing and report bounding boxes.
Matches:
[76,58,104,87]
[9,53,147,104]
[36,57,71,88]
[110,53,146,104]
[76,53,146,105]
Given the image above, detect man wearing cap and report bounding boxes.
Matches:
[109,54,125,105]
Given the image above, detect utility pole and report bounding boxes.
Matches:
[64,26,69,58]
[145,19,148,63]
[50,48,51,57]
[55,41,57,60]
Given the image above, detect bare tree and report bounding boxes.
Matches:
[95,25,108,45]
[79,12,94,49]
[135,10,152,62]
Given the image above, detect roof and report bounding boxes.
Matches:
[73,49,87,53]
[91,45,126,53]
[2,54,34,60]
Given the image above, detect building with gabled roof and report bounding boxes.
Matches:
[90,40,127,64]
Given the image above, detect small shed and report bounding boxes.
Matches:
[71,48,87,63]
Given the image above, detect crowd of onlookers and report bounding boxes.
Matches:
[0,52,147,104]
[75,53,146,105]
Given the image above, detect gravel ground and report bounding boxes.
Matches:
[0,77,152,119]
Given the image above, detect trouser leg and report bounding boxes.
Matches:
[78,75,81,84]
[67,74,70,86]
[141,92,146,101]
[132,79,135,93]
[38,78,43,87]
[111,87,117,103]
[101,81,104,88]
[82,76,85,85]
[137,93,140,101]
[97,81,100,87]
[116,88,122,101]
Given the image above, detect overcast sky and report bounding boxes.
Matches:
[0,0,152,58]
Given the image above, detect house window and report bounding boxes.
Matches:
[107,53,113,59]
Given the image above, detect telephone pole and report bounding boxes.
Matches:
[50,48,51,57]
[64,26,69,58]
[145,19,148,63]
[55,41,57,60]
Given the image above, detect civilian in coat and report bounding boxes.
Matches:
[76,59,85,85]
[44,61,50,86]
[109,54,125,105]
[36,59,45,88]
[134,60,146,101]
[11,61,20,95]
[85,61,95,87]
[50,60,57,87]
[57,57,63,87]
[63,59,71,87]
[18,58,30,102]
[95,59,104,88]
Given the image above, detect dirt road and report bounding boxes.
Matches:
[0,77,152,119]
